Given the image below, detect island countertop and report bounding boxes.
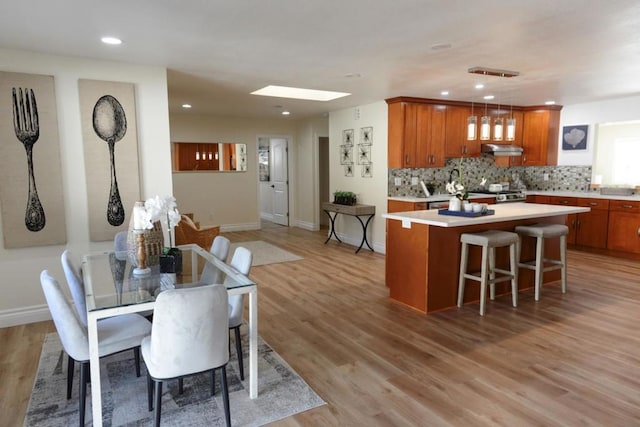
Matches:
[382,202,589,227]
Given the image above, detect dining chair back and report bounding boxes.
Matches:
[61,250,87,327]
[200,236,231,285]
[114,230,128,252]
[141,284,231,426]
[228,246,252,380]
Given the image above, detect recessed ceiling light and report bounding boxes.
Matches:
[251,85,350,101]
[101,36,122,45]
[441,91,449,96]
[282,111,290,116]
[431,43,452,51]
[475,84,484,89]
[344,73,361,78]
[182,104,192,109]
[545,100,556,105]
[483,95,495,100]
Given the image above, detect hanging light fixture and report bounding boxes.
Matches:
[195,144,200,160]
[467,67,520,143]
[480,98,491,141]
[467,99,477,141]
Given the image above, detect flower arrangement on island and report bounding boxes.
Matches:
[446,157,469,201]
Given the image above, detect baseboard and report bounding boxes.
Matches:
[220,222,261,232]
[0,305,51,328]
[326,232,385,254]
[295,220,318,231]
[260,212,275,221]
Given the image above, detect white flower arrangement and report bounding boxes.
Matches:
[446,157,468,201]
[144,195,182,248]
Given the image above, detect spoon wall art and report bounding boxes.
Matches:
[92,94,127,226]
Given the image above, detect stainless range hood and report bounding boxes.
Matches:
[481,143,524,156]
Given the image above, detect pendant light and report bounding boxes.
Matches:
[195,144,200,160]
[480,100,490,141]
[506,96,516,141]
[467,100,477,140]
[493,76,503,141]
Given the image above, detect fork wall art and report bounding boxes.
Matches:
[0,72,67,248]
[79,79,141,242]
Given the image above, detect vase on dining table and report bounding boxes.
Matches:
[449,196,462,212]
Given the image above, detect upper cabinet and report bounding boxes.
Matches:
[520,107,561,166]
[388,97,561,168]
[388,99,446,168]
[444,105,480,157]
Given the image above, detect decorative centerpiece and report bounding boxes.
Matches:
[131,201,153,275]
[333,191,357,206]
[144,196,183,274]
[446,157,469,211]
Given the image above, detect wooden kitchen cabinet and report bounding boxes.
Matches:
[545,196,609,248]
[521,107,561,166]
[575,198,609,248]
[387,100,446,168]
[607,200,640,254]
[388,200,428,213]
[444,105,480,158]
[548,196,578,243]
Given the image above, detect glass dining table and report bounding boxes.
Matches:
[81,243,258,427]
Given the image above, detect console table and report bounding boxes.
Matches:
[322,202,376,253]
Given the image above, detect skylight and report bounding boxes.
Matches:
[251,85,350,102]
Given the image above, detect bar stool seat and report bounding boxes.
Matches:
[515,223,568,301]
[457,230,520,316]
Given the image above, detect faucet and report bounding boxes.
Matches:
[449,168,460,184]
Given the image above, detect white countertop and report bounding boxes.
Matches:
[382,202,589,227]
[388,190,640,203]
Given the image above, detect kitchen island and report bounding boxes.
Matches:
[383,203,589,313]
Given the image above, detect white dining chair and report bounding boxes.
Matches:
[141,284,231,427]
[227,246,252,381]
[200,236,231,285]
[41,270,152,427]
[60,250,149,400]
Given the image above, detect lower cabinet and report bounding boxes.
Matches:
[607,200,640,254]
[388,200,427,213]
[545,196,609,249]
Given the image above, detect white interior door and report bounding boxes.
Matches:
[271,138,289,226]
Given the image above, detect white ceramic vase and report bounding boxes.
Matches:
[449,196,462,211]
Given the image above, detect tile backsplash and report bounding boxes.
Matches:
[388,156,593,197]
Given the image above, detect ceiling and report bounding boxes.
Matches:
[2,0,640,120]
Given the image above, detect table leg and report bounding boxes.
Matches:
[354,214,375,253]
[248,287,258,399]
[324,210,342,244]
[88,312,103,427]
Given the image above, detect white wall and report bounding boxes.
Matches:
[0,48,172,326]
[170,113,302,230]
[329,102,388,253]
[558,94,640,166]
[295,116,329,230]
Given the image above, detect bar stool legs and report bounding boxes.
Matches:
[457,230,520,316]
[515,224,569,301]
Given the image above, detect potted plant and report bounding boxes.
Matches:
[144,196,183,274]
[333,191,357,206]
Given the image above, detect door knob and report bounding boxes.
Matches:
[271,185,275,188]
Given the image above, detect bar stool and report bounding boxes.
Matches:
[515,223,568,301]
[457,230,520,316]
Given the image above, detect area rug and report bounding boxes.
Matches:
[25,332,324,426]
[230,241,303,266]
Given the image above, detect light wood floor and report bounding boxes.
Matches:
[2,225,640,426]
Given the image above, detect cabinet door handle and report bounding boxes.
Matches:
[571,219,576,229]
[405,154,410,165]
[588,202,598,206]
[560,200,569,204]
[638,227,640,237]
[576,219,581,229]
[622,204,634,209]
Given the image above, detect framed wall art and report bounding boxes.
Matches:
[79,79,141,242]
[343,128,354,145]
[562,125,588,150]
[0,71,67,248]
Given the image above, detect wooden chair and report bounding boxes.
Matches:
[174,213,220,249]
